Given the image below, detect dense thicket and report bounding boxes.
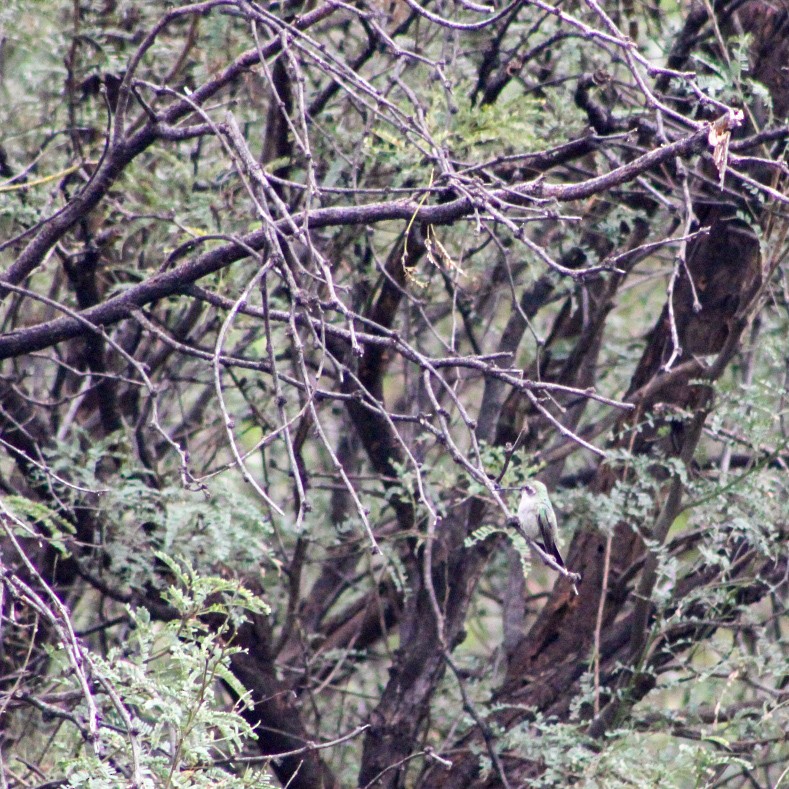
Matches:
[0,0,787,787]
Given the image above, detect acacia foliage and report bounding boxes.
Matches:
[0,0,788,787]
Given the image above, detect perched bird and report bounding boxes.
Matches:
[514,480,577,592]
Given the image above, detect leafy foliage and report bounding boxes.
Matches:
[4,554,272,788]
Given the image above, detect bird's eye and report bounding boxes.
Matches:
[524,485,534,495]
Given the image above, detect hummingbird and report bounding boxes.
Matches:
[514,480,577,591]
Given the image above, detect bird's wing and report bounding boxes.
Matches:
[537,509,566,569]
